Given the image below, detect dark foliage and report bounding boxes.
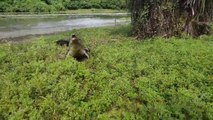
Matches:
[129,0,213,38]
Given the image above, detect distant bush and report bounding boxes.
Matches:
[64,0,80,10]
[0,2,11,12]
[52,3,66,11]
[0,0,127,12]
[13,1,32,12]
[79,1,92,9]
[108,0,123,9]
[91,1,101,9]
[100,0,125,9]
[31,2,51,12]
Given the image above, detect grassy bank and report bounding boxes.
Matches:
[0,9,127,15]
[0,26,212,119]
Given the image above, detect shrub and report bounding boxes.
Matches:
[13,1,31,12]
[52,3,65,11]
[64,1,80,10]
[79,1,92,9]
[31,2,50,12]
[100,0,109,9]
[91,1,101,9]
[0,2,11,12]
[0,0,127,12]
[0,26,212,119]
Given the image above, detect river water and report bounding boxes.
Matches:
[0,13,130,40]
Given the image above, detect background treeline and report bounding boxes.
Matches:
[0,0,127,12]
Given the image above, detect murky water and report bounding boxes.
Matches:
[0,13,130,39]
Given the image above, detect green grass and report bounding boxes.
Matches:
[60,9,127,14]
[0,9,127,15]
[0,25,212,119]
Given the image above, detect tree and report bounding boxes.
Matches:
[129,0,213,39]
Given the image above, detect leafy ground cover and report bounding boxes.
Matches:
[0,26,212,119]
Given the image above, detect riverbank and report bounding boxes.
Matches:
[0,25,212,119]
[0,9,128,16]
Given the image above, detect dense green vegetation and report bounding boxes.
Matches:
[0,0,127,13]
[0,9,127,15]
[0,26,212,119]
